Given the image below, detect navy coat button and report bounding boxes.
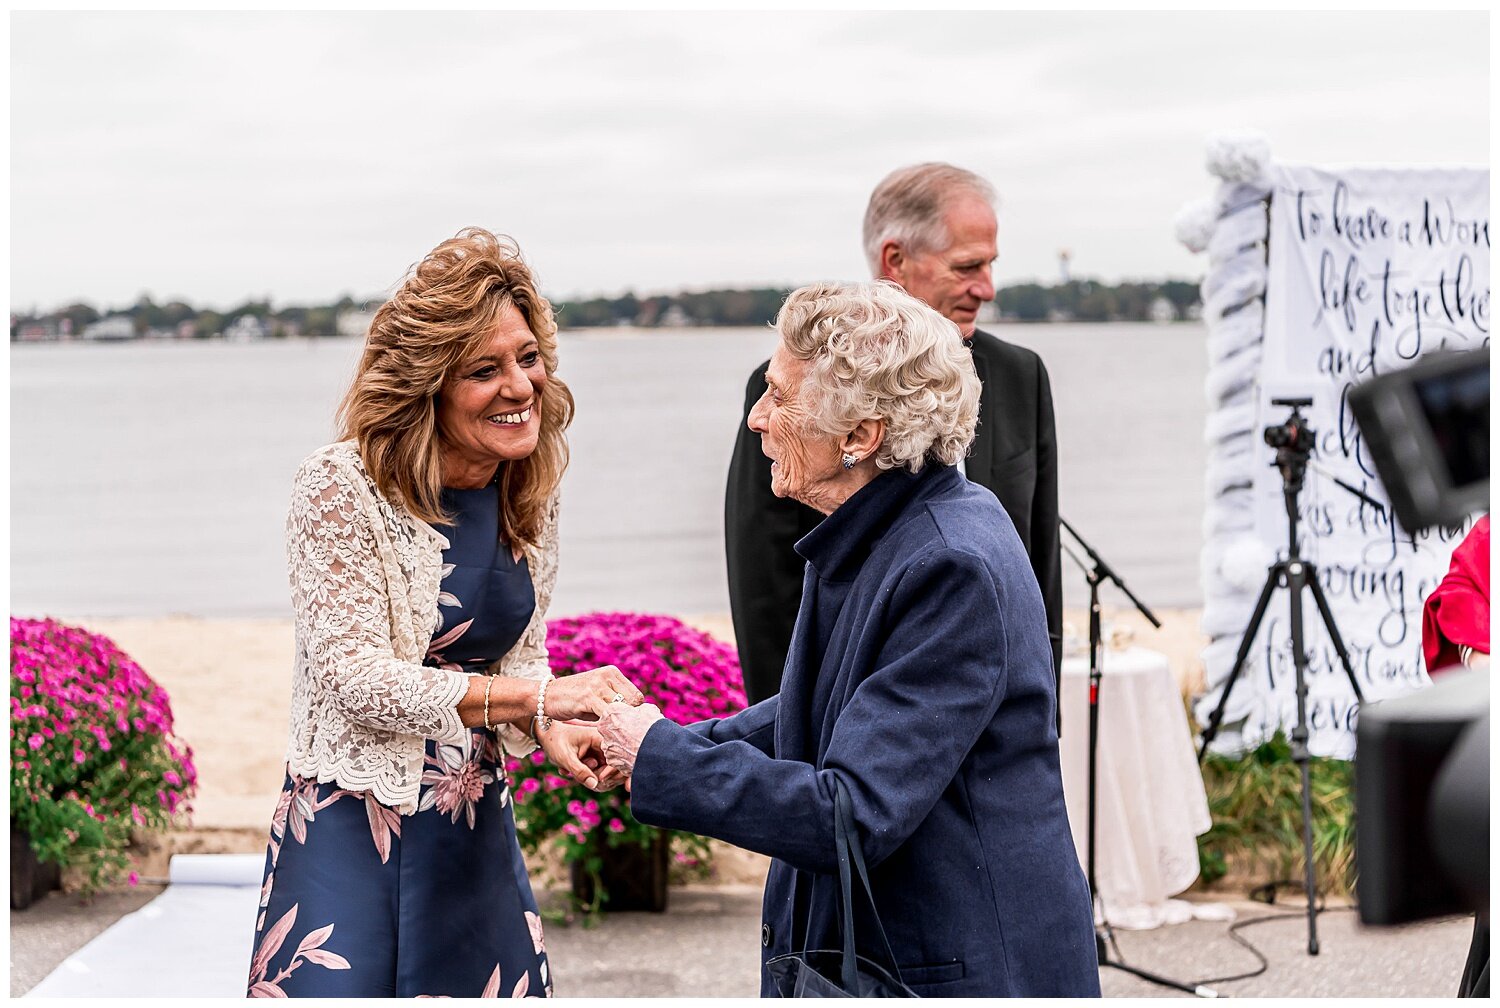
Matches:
[762,924,773,947]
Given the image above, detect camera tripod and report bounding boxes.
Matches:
[1197,398,1372,957]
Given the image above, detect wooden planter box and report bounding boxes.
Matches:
[570,832,670,913]
[11,825,61,911]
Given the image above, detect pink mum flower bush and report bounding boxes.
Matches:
[10,617,198,892]
[509,613,746,915]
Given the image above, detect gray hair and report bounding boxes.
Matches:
[776,281,980,473]
[861,163,997,277]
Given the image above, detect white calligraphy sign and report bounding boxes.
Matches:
[1206,164,1488,759]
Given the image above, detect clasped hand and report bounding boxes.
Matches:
[537,665,647,792]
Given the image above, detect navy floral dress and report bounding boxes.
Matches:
[248,485,552,998]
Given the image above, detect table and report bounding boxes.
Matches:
[1058,647,1217,930]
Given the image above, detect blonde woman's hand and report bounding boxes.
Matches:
[542,665,644,722]
[539,722,624,792]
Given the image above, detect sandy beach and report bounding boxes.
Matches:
[75,606,1208,875]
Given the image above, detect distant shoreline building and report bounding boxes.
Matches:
[336,309,378,339]
[224,315,268,342]
[80,316,136,341]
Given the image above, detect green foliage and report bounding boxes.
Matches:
[15,276,1204,340]
[556,287,793,329]
[11,618,197,893]
[1197,732,1356,894]
[1000,282,1051,321]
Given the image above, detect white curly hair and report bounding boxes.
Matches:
[775,281,980,473]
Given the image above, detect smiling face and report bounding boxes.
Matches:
[747,342,847,513]
[885,193,997,336]
[436,303,547,488]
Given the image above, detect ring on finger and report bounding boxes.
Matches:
[611,692,624,703]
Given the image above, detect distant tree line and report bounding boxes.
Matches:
[11,278,1203,340]
[551,279,1202,328]
[996,279,1201,323]
[9,293,370,340]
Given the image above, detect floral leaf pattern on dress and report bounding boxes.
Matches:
[248,904,351,995]
[250,903,297,984]
[418,739,495,828]
[438,564,460,609]
[482,965,502,998]
[294,923,336,959]
[300,948,351,970]
[426,618,475,667]
[288,783,315,844]
[512,971,530,998]
[270,787,292,840]
[365,792,402,863]
[525,911,545,955]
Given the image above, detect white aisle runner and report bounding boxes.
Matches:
[28,854,263,998]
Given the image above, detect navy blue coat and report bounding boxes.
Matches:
[630,463,1099,997]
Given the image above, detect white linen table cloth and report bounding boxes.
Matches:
[1058,647,1217,929]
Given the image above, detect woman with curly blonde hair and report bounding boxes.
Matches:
[247,228,644,998]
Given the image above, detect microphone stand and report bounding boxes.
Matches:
[1061,518,1214,997]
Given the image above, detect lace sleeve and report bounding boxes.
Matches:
[287,453,469,744]
[492,491,561,757]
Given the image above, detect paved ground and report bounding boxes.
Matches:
[10,883,1473,998]
[9,886,163,997]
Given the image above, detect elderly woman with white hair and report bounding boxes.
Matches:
[599,281,1099,997]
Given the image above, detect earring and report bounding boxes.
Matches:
[842,453,857,470]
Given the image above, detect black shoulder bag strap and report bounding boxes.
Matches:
[833,777,905,993]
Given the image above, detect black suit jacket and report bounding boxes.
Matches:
[724,327,1063,706]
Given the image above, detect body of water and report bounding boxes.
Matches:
[11,322,1208,619]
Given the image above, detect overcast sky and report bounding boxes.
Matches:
[10,10,1490,313]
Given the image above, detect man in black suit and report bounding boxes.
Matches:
[725,162,1063,705]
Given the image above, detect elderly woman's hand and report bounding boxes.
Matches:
[597,702,665,779]
[543,665,645,722]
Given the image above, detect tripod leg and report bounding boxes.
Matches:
[1297,753,1321,955]
[1199,565,1281,762]
[1285,561,1321,956]
[1305,569,1365,703]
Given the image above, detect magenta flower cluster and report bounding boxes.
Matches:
[507,613,746,913]
[10,617,198,892]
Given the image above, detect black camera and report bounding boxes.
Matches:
[1347,348,1489,533]
[1263,396,1315,451]
[1356,669,1488,925]
[1263,397,1317,490]
[1349,346,1488,936]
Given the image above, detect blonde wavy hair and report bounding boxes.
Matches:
[776,281,980,473]
[337,227,574,549]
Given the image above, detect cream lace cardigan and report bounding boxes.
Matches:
[283,441,556,814]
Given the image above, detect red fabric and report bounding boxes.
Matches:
[1422,515,1490,674]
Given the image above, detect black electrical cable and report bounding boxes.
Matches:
[1190,881,1357,988]
[1102,881,1359,993]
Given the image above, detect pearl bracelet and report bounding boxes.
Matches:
[482,674,497,732]
[536,678,553,734]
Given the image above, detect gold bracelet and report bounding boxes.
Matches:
[483,674,497,732]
